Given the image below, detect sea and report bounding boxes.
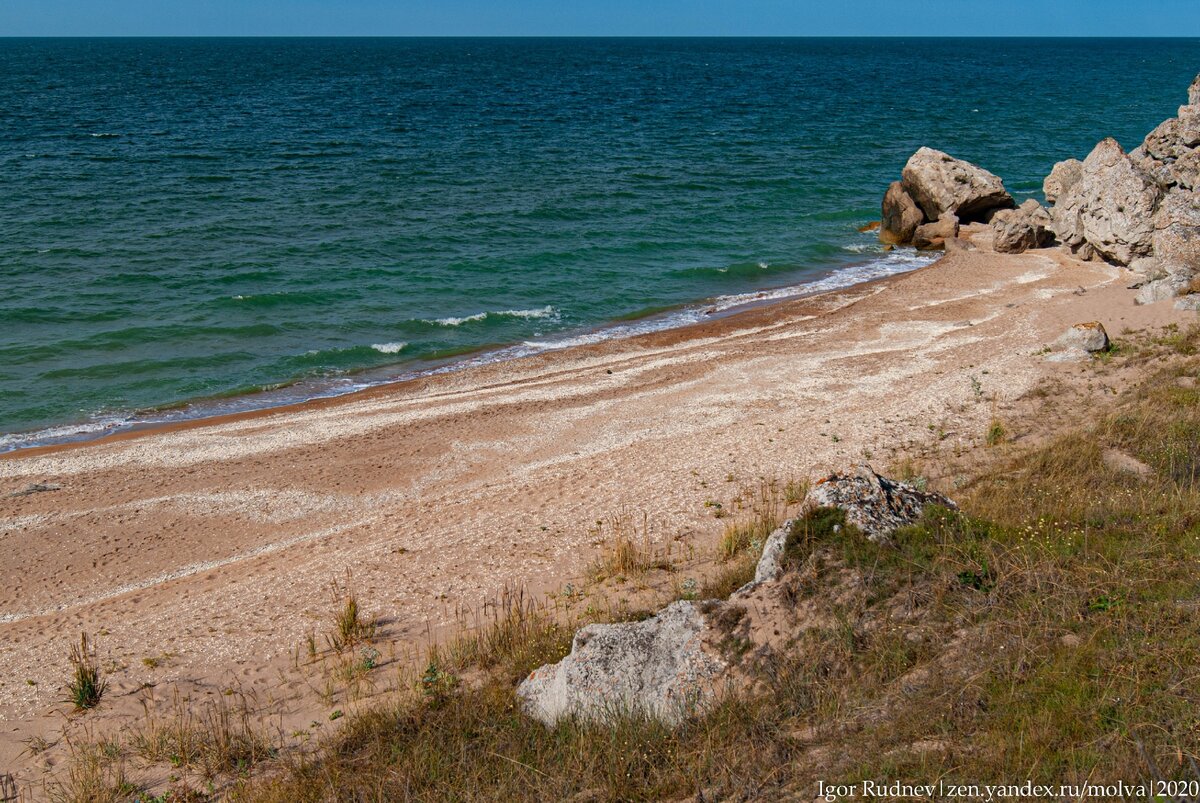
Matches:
[3,37,1198,451]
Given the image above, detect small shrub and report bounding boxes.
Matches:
[326,578,376,653]
[985,418,1007,447]
[66,634,106,711]
[419,663,458,707]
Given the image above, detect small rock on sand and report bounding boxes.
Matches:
[1102,449,1153,479]
[1054,321,1109,353]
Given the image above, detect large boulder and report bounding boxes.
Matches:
[805,465,957,543]
[911,212,959,251]
[1131,105,1200,191]
[1136,276,1190,305]
[517,601,727,726]
[901,147,1015,222]
[879,181,925,245]
[1043,158,1083,204]
[992,199,1054,254]
[1050,138,1162,265]
[1153,190,1200,278]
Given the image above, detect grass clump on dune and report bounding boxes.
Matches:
[66,633,106,711]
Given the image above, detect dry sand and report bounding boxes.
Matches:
[0,239,1193,786]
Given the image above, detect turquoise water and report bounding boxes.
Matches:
[3,38,1199,449]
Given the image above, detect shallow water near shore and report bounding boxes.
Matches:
[2,37,1199,449]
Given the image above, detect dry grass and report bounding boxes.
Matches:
[717,479,788,560]
[325,576,376,653]
[132,689,279,781]
[586,510,674,582]
[429,588,574,685]
[65,633,106,711]
[44,739,137,803]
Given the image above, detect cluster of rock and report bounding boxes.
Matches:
[876,73,1200,308]
[1043,75,1200,304]
[516,466,955,726]
[880,147,1016,250]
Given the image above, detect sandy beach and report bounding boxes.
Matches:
[0,238,1194,780]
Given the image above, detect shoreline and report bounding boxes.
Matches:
[1,246,935,459]
[1,239,1194,783]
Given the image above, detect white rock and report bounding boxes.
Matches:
[1176,295,1200,311]
[516,601,727,726]
[1053,322,1109,353]
[1135,276,1188,305]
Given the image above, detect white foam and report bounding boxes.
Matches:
[371,342,408,354]
[521,249,939,354]
[0,415,131,452]
[428,305,558,327]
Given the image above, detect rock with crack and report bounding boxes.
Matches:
[1050,137,1162,266]
[879,180,925,245]
[516,600,728,726]
[804,465,957,544]
[901,147,1014,222]
[911,212,960,251]
[991,199,1054,254]
[1136,275,1190,305]
[1043,158,1083,204]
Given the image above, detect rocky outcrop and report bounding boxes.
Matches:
[1050,138,1162,266]
[518,468,958,726]
[1040,73,1200,301]
[901,147,1015,222]
[516,600,728,726]
[911,212,959,251]
[992,199,1054,254]
[1131,104,1200,193]
[878,149,1014,248]
[805,465,957,543]
[1043,159,1082,204]
[1152,191,1200,277]
[880,181,925,245]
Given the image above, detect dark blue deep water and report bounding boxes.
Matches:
[2,38,1198,448]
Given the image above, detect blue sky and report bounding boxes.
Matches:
[2,0,1199,37]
